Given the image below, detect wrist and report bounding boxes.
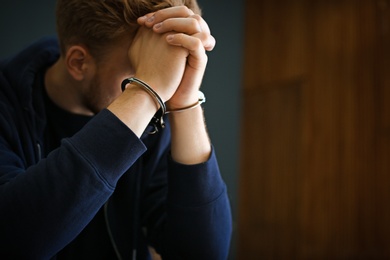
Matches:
[121,77,167,133]
[131,74,172,103]
[123,83,158,110]
[122,78,165,112]
[166,91,206,113]
[107,84,158,137]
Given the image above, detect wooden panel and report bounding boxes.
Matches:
[239,82,303,259]
[239,0,390,259]
[243,0,308,89]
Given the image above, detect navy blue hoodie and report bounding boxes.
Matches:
[0,37,232,259]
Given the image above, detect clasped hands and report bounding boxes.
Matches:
[129,6,216,111]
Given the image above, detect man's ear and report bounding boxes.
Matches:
[65,46,95,81]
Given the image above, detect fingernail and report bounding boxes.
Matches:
[147,16,155,23]
[154,22,162,29]
[167,35,174,41]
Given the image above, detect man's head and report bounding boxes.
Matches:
[56,0,201,61]
[49,0,202,115]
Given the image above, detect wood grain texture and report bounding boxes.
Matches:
[238,0,390,258]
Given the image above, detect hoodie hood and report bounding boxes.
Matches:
[0,37,60,165]
[1,36,60,109]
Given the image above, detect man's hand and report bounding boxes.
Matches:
[128,26,188,102]
[138,6,216,110]
[138,6,216,51]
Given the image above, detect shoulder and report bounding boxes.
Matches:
[1,36,60,85]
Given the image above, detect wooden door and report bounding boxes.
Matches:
[238,0,390,258]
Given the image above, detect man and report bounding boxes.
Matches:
[0,0,232,259]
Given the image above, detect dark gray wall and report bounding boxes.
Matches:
[0,2,57,57]
[0,1,243,259]
[198,1,243,259]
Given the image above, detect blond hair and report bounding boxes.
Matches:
[56,0,201,59]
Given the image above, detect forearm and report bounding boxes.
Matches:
[168,105,211,165]
[0,110,146,258]
[161,149,232,259]
[107,84,158,137]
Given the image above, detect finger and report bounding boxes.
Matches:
[195,32,216,51]
[153,14,211,34]
[191,14,211,35]
[137,12,155,25]
[166,33,207,63]
[143,6,194,27]
[153,17,202,35]
[168,31,216,52]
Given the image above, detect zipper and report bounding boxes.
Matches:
[131,162,142,260]
[36,142,42,161]
[104,161,142,260]
[104,200,123,260]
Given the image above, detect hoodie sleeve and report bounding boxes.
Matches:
[164,149,232,260]
[0,109,146,259]
[143,145,233,260]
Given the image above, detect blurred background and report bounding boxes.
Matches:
[2,0,390,259]
[239,0,390,259]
